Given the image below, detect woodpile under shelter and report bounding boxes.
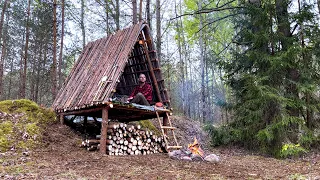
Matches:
[52,22,174,154]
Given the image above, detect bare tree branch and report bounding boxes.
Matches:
[196,13,241,34]
[170,0,242,20]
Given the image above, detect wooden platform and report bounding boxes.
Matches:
[59,102,170,122]
[58,102,171,154]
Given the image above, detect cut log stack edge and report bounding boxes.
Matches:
[81,122,165,155]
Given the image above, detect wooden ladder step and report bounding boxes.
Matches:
[167,146,182,149]
[161,126,176,130]
[155,110,181,151]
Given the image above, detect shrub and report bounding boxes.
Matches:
[280,143,307,158]
[298,129,317,149]
[204,124,239,146]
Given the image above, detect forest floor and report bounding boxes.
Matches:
[1,117,320,180]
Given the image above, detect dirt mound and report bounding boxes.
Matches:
[0,99,56,152]
[41,123,83,152]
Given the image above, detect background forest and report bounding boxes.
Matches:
[0,0,319,157]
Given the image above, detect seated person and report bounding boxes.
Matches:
[127,73,152,106]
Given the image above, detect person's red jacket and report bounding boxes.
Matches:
[129,83,152,102]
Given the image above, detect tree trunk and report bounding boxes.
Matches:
[58,0,65,89]
[180,0,189,116]
[211,66,216,122]
[275,0,299,117]
[81,0,86,49]
[52,0,58,100]
[297,0,312,128]
[35,42,44,103]
[104,0,109,35]
[0,35,6,99]
[0,0,9,44]
[20,0,31,99]
[174,1,185,114]
[146,0,150,28]
[115,0,119,30]
[189,62,195,119]
[276,0,299,144]
[198,0,205,123]
[7,56,13,99]
[205,44,209,121]
[0,0,9,98]
[186,51,191,117]
[19,30,25,99]
[39,37,49,105]
[30,53,36,101]
[156,0,161,62]
[139,0,143,21]
[132,0,137,24]
[318,0,320,14]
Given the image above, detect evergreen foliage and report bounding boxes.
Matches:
[213,0,320,156]
[204,124,240,146]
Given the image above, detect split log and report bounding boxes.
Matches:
[82,122,165,155]
[124,140,128,145]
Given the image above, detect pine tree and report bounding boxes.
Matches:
[222,0,320,156]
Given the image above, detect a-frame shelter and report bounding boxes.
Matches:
[52,22,173,154]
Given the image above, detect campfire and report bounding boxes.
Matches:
[188,137,204,158]
[168,137,220,163]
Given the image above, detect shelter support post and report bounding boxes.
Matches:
[59,114,64,125]
[84,116,88,137]
[100,107,109,154]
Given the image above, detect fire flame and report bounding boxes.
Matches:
[188,137,204,157]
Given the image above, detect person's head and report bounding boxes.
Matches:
[138,73,146,83]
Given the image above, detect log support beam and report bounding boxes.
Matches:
[59,114,64,124]
[100,106,109,154]
[84,116,88,136]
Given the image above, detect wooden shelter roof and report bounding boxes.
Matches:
[52,22,170,114]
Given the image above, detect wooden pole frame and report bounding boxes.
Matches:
[84,116,88,137]
[59,114,64,124]
[60,107,104,116]
[142,39,162,102]
[100,106,109,154]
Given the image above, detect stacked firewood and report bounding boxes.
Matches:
[81,122,165,155]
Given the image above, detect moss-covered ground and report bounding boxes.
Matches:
[138,119,161,135]
[0,99,56,152]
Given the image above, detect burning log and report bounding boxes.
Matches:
[168,137,220,163]
[188,137,204,157]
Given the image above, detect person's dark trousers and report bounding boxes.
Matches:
[131,93,150,105]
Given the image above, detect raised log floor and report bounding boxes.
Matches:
[58,102,171,154]
[59,103,170,122]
